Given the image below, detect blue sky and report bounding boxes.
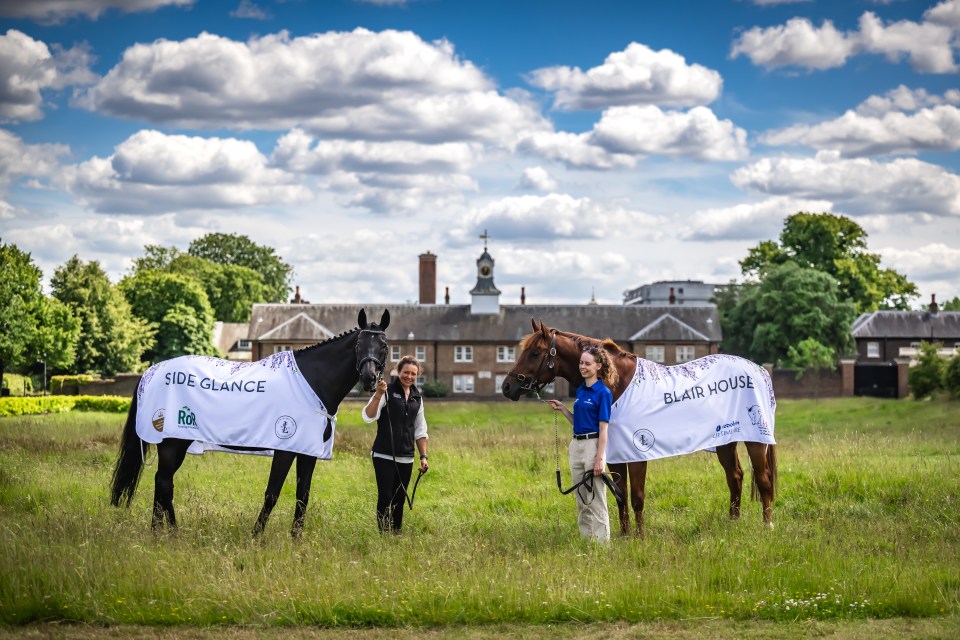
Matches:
[1,0,958,308]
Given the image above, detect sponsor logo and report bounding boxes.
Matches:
[151,408,165,432]
[632,428,655,452]
[747,405,771,436]
[713,420,741,439]
[177,405,198,429]
[275,415,297,439]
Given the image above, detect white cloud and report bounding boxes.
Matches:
[731,151,960,217]
[730,18,857,70]
[0,30,97,122]
[880,243,960,281]
[0,128,69,190]
[448,193,666,244]
[230,0,271,20]
[518,131,635,170]
[57,129,313,214]
[760,104,960,156]
[0,0,195,23]
[854,85,960,117]
[731,5,959,73]
[516,167,557,191]
[528,43,722,110]
[76,29,548,146]
[679,196,835,241]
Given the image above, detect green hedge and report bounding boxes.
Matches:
[50,374,95,392]
[0,395,131,417]
[1,374,34,395]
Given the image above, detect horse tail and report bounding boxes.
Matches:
[110,391,147,507]
[750,443,778,502]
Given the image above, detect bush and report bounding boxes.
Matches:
[50,374,95,393]
[1,374,33,395]
[421,380,449,397]
[0,395,129,417]
[909,342,946,399]
[944,355,960,399]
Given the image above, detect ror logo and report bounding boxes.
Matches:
[178,405,198,428]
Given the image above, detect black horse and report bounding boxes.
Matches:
[110,308,390,537]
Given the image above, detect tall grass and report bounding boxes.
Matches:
[0,398,958,627]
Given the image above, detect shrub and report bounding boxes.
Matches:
[944,355,960,399]
[1,374,33,395]
[0,395,129,417]
[73,396,132,412]
[50,374,95,393]
[909,342,946,399]
[421,380,449,397]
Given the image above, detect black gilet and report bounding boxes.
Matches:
[371,380,421,458]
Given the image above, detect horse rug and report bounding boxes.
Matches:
[606,355,776,464]
[135,351,335,459]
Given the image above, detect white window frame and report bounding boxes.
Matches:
[416,375,426,386]
[390,345,401,362]
[867,342,880,358]
[273,345,292,353]
[645,345,665,363]
[237,339,251,350]
[676,345,695,363]
[454,345,473,363]
[495,374,506,390]
[415,345,426,362]
[496,346,516,363]
[452,374,474,394]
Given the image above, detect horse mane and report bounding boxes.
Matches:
[294,326,360,354]
[522,327,636,362]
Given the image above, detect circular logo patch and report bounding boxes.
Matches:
[151,408,165,432]
[632,428,655,452]
[275,415,297,439]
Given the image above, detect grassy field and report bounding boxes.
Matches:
[1,397,958,637]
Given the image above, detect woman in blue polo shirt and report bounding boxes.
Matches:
[547,345,618,542]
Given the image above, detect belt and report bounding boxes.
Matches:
[572,432,599,440]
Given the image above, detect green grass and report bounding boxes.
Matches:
[0,398,958,632]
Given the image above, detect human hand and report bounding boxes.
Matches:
[374,379,387,395]
[419,456,429,473]
[546,399,565,412]
[593,456,604,476]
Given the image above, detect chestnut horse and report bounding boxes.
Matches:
[501,320,777,536]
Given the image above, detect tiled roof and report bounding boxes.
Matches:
[852,311,960,340]
[249,303,722,343]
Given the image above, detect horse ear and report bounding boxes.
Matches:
[358,308,368,329]
[538,319,549,335]
[530,318,538,332]
[379,309,390,331]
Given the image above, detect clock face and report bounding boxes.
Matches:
[480,265,491,276]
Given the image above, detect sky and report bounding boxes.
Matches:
[1,0,959,309]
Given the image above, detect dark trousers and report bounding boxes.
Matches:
[372,456,413,533]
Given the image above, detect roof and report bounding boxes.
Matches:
[212,321,250,353]
[851,310,960,340]
[257,312,336,342]
[249,303,722,343]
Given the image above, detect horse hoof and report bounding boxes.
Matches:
[765,521,775,530]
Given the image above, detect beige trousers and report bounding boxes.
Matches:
[568,438,610,542]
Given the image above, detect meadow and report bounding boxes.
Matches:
[1,397,958,638]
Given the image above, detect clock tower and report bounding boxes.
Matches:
[470,230,501,315]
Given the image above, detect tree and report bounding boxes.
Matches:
[0,243,80,391]
[166,254,270,322]
[129,245,183,273]
[740,212,918,313]
[188,233,293,303]
[120,271,218,362]
[942,296,960,312]
[50,256,153,375]
[943,354,960,399]
[719,262,856,365]
[909,342,946,399]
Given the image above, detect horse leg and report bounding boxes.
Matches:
[746,442,775,529]
[252,450,296,538]
[607,462,630,536]
[715,442,744,520]
[290,455,317,539]
[152,439,190,531]
[626,461,647,537]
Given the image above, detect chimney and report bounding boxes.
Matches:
[521,286,526,305]
[668,287,676,304]
[418,252,436,304]
[929,293,939,315]
[444,286,450,305]
[289,286,308,304]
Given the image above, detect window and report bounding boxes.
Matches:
[676,345,695,363]
[273,345,292,353]
[495,374,506,390]
[416,375,426,386]
[867,342,880,358]
[415,345,426,361]
[452,374,474,393]
[496,346,516,362]
[645,345,665,363]
[237,339,251,350]
[391,346,401,362]
[454,346,473,362]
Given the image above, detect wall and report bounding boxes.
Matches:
[769,367,843,399]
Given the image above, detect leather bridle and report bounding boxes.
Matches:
[507,330,557,395]
[355,329,387,377]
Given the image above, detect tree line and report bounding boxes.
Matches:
[0,233,293,393]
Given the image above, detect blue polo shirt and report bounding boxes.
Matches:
[572,380,613,435]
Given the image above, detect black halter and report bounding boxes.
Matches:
[355,329,386,376]
[507,330,557,395]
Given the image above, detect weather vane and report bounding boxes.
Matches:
[479,228,490,251]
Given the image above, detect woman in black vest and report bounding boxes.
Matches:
[362,355,429,533]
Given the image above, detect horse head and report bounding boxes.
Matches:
[356,309,390,392]
[501,318,558,401]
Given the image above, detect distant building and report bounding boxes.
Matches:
[622,280,723,306]
[212,321,252,361]
[248,245,722,398]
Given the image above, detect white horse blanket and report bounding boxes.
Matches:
[607,355,775,464]
[135,351,336,459]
